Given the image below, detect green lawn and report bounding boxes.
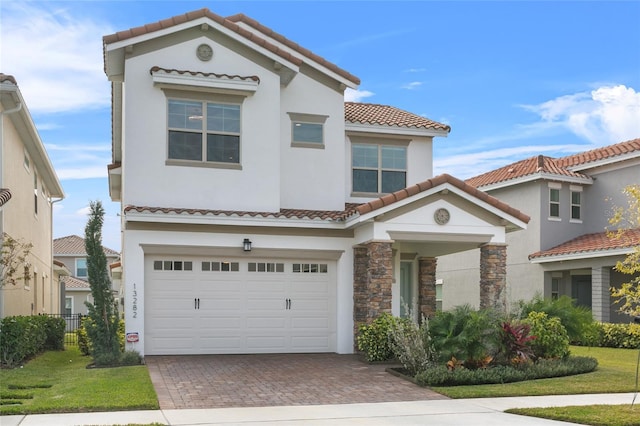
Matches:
[507,405,639,426]
[0,346,159,415]
[432,346,639,398]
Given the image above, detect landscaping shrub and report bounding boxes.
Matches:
[0,316,47,367]
[496,321,535,365]
[517,295,594,342]
[42,316,65,350]
[577,322,640,348]
[119,350,143,366]
[428,305,502,367]
[522,311,570,359]
[388,315,436,376]
[76,316,93,356]
[357,313,406,362]
[415,356,597,387]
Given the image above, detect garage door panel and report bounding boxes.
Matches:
[145,257,335,355]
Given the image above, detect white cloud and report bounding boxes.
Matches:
[0,2,113,113]
[521,85,640,144]
[405,68,426,73]
[75,206,91,216]
[345,88,374,102]
[402,81,423,90]
[56,166,108,180]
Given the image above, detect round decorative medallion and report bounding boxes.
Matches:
[434,208,450,225]
[196,44,213,61]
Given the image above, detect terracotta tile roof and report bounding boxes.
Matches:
[103,8,359,85]
[63,276,91,290]
[357,173,530,224]
[226,13,360,85]
[556,138,640,168]
[124,204,362,222]
[466,155,591,188]
[345,102,451,132]
[0,188,12,207]
[466,139,640,189]
[0,74,17,85]
[529,228,640,260]
[53,235,119,256]
[109,261,122,270]
[150,66,260,83]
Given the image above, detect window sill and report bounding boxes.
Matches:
[570,219,583,224]
[547,217,562,222]
[291,142,325,149]
[166,159,242,170]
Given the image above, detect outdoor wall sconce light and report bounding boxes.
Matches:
[243,238,252,252]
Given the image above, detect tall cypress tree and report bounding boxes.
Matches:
[84,200,120,365]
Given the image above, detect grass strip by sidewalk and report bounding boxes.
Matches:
[432,346,639,398]
[0,345,158,415]
[506,405,639,426]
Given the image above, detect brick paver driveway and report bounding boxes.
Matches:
[146,353,448,409]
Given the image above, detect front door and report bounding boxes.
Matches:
[571,275,592,309]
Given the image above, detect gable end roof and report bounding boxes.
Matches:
[357,173,530,224]
[103,8,359,85]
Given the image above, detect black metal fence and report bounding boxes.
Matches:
[43,313,83,346]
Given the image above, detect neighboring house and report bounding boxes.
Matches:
[438,139,640,323]
[103,8,530,356]
[53,234,121,315]
[0,74,65,317]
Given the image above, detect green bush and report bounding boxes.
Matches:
[415,356,597,386]
[388,315,436,376]
[517,295,594,342]
[577,322,640,348]
[42,316,65,350]
[0,316,47,367]
[522,311,570,359]
[76,316,93,356]
[357,313,406,362]
[119,350,143,366]
[428,305,502,367]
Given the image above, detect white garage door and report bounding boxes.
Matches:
[144,257,336,355]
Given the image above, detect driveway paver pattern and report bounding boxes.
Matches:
[146,353,448,409]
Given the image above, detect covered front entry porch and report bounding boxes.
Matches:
[344,175,530,341]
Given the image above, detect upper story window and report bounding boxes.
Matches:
[570,185,582,222]
[548,183,561,220]
[287,112,328,149]
[76,258,88,278]
[24,150,30,171]
[352,144,407,194]
[168,99,240,165]
[33,172,38,216]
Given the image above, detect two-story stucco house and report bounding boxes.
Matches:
[104,9,530,356]
[53,234,121,316]
[0,74,66,318]
[438,139,640,323]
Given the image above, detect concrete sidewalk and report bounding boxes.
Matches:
[2,393,636,426]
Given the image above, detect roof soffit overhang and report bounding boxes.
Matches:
[529,247,634,264]
[107,163,121,202]
[345,182,529,232]
[0,82,64,198]
[346,122,449,139]
[476,172,594,192]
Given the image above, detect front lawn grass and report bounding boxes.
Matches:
[507,405,639,426]
[432,346,639,398]
[0,346,159,415]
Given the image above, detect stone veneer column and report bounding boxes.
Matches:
[418,257,437,319]
[479,243,507,312]
[591,266,610,322]
[353,241,393,348]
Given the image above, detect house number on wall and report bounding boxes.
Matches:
[132,283,138,318]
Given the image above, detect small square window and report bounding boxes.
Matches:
[248,262,256,272]
[230,262,239,272]
[211,262,220,272]
[276,263,284,273]
[174,261,183,271]
[153,261,163,271]
[319,264,328,273]
[202,262,210,271]
[163,261,173,271]
[293,264,301,273]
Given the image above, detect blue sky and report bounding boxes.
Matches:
[1,0,639,252]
